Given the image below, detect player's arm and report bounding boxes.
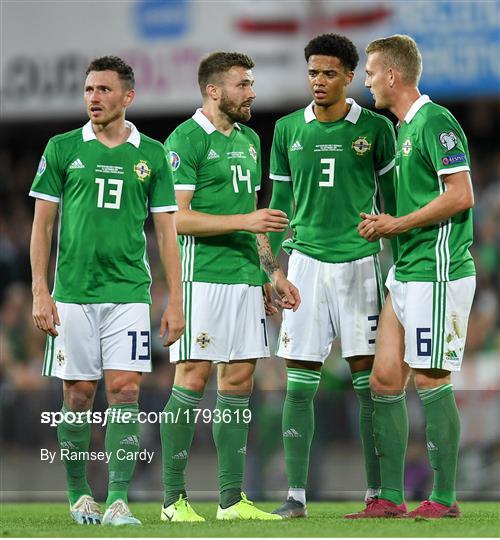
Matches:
[257,232,300,313]
[30,199,60,336]
[174,190,289,236]
[267,179,294,255]
[152,212,185,347]
[359,171,474,241]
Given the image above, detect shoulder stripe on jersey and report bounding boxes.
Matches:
[436,165,470,177]
[174,184,196,191]
[150,205,178,213]
[29,190,60,203]
[376,159,395,177]
[269,173,291,182]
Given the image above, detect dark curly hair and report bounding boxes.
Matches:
[304,34,359,72]
[198,52,254,96]
[86,56,135,89]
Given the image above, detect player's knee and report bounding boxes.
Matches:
[175,362,210,393]
[64,382,95,411]
[369,370,403,396]
[106,380,140,404]
[219,364,255,394]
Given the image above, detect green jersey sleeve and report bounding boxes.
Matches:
[150,151,178,212]
[422,114,470,177]
[164,131,199,190]
[269,122,291,181]
[29,139,63,202]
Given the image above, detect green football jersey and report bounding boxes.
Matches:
[30,121,177,304]
[270,99,396,263]
[165,109,263,285]
[394,95,475,282]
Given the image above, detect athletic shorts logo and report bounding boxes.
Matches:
[281,331,291,348]
[196,332,211,349]
[37,155,47,175]
[57,349,65,366]
[402,138,412,156]
[439,131,457,151]
[441,153,466,166]
[170,151,181,171]
[351,136,371,155]
[134,160,151,181]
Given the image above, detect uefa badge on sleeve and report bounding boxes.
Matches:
[37,155,47,176]
[134,160,151,181]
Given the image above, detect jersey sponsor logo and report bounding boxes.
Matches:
[207,148,220,160]
[69,158,85,170]
[439,131,458,151]
[402,138,412,156]
[290,140,303,151]
[169,151,181,171]
[196,332,211,349]
[313,143,343,152]
[248,143,257,161]
[351,136,371,155]
[134,160,151,181]
[37,155,47,175]
[442,153,466,166]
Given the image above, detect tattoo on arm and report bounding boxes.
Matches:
[256,234,280,276]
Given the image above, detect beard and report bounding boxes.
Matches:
[219,92,252,123]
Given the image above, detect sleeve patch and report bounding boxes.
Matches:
[169,151,181,171]
[37,155,47,175]
[439,131,458,151]
[442,153,466,166]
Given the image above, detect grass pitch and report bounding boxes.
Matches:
[0,501,498,537]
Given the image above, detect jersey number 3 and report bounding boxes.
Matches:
[95,178,123,209]
[319,158,335,187]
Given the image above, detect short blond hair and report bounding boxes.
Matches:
[366,34,422,85]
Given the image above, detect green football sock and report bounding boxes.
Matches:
[57,403,92,505]
[352,370,380,490]
[212,392,251,508]
[282,368,321,489]
[105,403,140,506]
[160,385,203,507]
[417,384,460,507]
[372,392,408,505]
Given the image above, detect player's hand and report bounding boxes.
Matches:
[160,301,185,347]
[263,283,278,315]
[243,208,289,233]
[270,270,301,312]
[358,212,401,241]
[32,291,60,337]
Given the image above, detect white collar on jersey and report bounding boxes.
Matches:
[403,94,432,124]
[303,97,362,124]
[192,108,241,134]
[82,120,141,148]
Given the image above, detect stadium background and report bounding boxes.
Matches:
[1,0,498,504]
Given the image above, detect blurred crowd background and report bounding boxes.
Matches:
[1,0,498,501]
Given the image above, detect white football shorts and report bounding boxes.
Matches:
[42,302,152,380]
[170,282,269,362]
[386,266,476,371]
[276,250,384,363]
